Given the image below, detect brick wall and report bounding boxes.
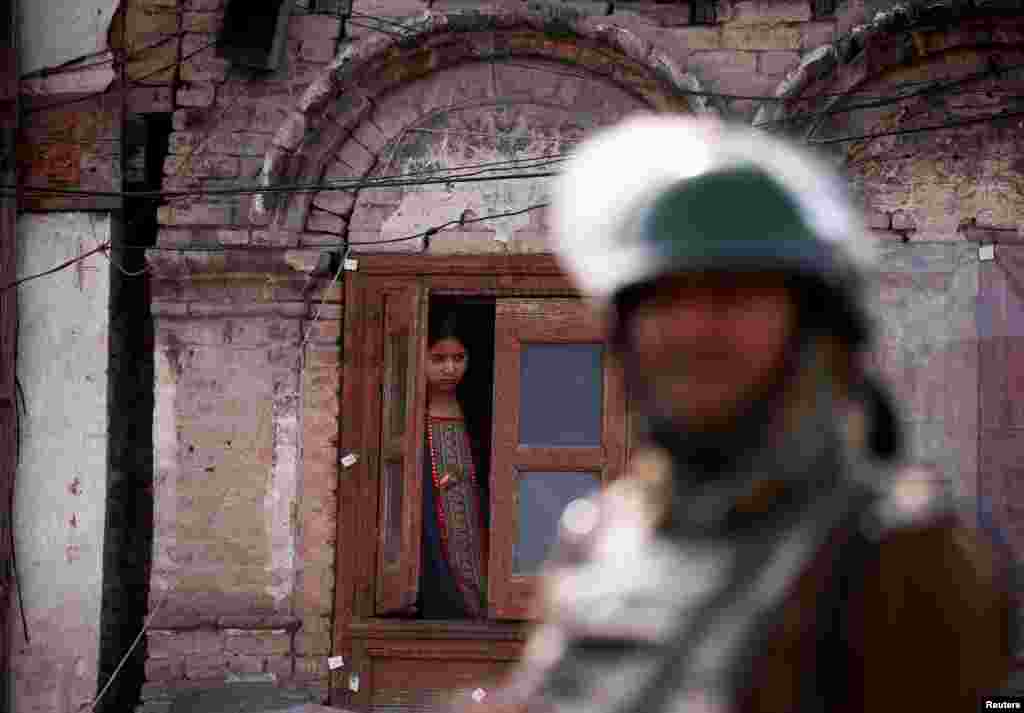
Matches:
[144,271,341,700]
[143,0,1024,707]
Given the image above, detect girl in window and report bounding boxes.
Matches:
[419,311,489,619]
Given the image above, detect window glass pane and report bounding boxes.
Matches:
[519,344,603,447]
[381,459,404,566]
[514,471,600,575]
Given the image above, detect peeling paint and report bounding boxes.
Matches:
[266,393,300,605]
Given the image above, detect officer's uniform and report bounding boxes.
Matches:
[501,449,1012,712]
[491,116,1015,713]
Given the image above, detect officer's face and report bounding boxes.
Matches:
[622,271,797,431]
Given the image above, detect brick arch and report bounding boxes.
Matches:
[754,4,1024,129]
[304,58,653,253]
[753,6,1024,241]
[251,1,713,228]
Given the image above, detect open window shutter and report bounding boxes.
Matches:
[488,299,627,620]
[375,284,428,615]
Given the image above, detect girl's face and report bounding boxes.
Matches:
[426,337,468,393]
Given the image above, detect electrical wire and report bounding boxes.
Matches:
[349,10,429,34]
[24,38,217,116]
[296,246,349,370]
[101,249,150,277]
[1,242,111,292]
[756,61,1024,131]
[13,82,1024,206]
[81,587,171,713]
[349,201,548,246]
[808,107,1024,145]
[354,13,1014,105]
[166,69,253,195]
[19,30,188,81]
[12,377,28,644]
[155,151,571,203]
[7,98,1022,203]
[5,166,563,200]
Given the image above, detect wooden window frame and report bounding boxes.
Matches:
[332,254,632,707]
[489,299,627,619]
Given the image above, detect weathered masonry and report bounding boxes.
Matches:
[8,0,1024,711]
[136,1,1024,710]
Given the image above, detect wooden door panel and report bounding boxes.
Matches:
[365,640,523,713]
[376,284,428,615]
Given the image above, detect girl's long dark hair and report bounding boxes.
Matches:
[428,311,483,449]
[428,312,477,434]
[428,309,491,518]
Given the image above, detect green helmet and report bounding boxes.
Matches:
[551,115,878,347]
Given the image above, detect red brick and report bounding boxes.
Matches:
[300,615,332,636]
[294,657,328,679]
[615,2,692,26]
[168,132,197,154]
[266,655,295,679]
[308,320,343,343]
[194,628,227,653]
[148,631,193,659]
[366,95,421,138]
[252,229,302,247]
[334,139,376,176]
[183,12,222,33]
[759,50,799,77]
[347,202,397,230]
[892,210,918,231]
[226,654,265,675]
[225,630,292,656]
[288,14,342,41]
[294,632,332,657]
[165,154,241,178]
[312,189,355,216]
[689,49,758,73]
[128,85,175,113]
[181,43,230,82]
[672,26,723,50]
[274,113,308,152]
[173,109,197,132]
[345,2,426,41]
[802,20,836,50]
[177,82,216,108]
[351,119,390,156]
[185,653,228,680]
[217,102,291,133]
[300,37,337,63]
[210,132,272,157]
[296,580,334,616]
[145,656,185,682]
[157,203,235,226]
[723,23,802,50]
[346,186,402,207]
[732,0,810,23]
[322,160,364,187]
[307,209,346,234]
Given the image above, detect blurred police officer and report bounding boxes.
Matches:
[498,116,1013,713]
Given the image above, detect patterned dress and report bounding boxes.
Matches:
[419,414,488,619]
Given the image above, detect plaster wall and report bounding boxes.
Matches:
[9,213,111,713]
[17,0,118,77]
